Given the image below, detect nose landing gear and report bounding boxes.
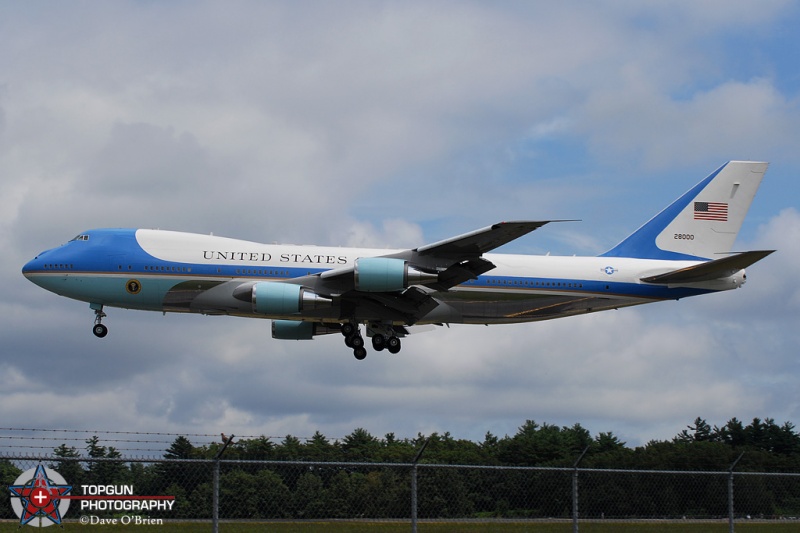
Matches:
[91,303,108,338]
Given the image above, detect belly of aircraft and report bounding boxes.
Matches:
[433,289,648,324]
[39,273,653,326]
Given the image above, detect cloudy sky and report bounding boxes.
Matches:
[2,1,800,453]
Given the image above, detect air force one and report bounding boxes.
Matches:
[23,161,773,360]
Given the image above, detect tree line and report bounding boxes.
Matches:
[137,416,800,470]
[2,417,799,520]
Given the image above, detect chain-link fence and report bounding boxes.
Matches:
[3,453,800,530]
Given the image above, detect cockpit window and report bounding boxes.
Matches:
[70,234,90,242]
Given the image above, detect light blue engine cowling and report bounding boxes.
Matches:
[271,320,341,340]
[272,320,314,339]
[252,282,331,315]
[354,257,438,292]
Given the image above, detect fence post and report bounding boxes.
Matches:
[411,438,430,533]
[728,451,744,533]
[572,446,590,533]
[212,434,234,533]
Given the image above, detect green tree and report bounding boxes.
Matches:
[156,436,204,495]
[497,420,592,466]
[276,435,303,460]
[84,436,127,486]
[0,460,23,519]
[675,417,714,443]
[305,431,335,461]
[235,436,275,459]
[50,443,85,488]
[718,417,747,447]
[254,469,292,518]
[220,469,259,518]
[341,428,379,461]
[293,472,326,518]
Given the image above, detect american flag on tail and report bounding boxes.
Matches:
[694,201,728,221]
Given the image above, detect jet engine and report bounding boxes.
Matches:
[272,320,342,340]
[234,282,331,315]
[354,257,438,292]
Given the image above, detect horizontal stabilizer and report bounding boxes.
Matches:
[641,250,775,284]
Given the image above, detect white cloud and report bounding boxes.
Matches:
[582,77,800,169]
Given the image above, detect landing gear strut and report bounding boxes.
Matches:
[91,303,108,338]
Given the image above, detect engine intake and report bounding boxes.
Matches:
[354,257,438,292]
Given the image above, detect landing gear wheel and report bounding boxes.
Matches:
[341,323,356,337]
[354,347,367,360]
[387,336,401,354]
[372,334,386,352]
[92,305,108,338]
[351,335,365,349]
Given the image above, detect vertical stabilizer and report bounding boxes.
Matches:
[601,161,768,260]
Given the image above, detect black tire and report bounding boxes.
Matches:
[387,336,401,354]
[93,324,108,338]
[354,347,367,360]
[372,334,386,351]
[341,323,356,337]
[351,335,365,349]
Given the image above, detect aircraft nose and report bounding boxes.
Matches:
[21,247,56,278]
[22,256,40,276]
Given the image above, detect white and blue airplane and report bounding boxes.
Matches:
[23,161,773,360]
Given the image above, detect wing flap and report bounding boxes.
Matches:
[431,257,495,291]
[641,250,774,284]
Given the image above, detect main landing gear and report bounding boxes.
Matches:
[341,322,402,360]
[91,303,108,338]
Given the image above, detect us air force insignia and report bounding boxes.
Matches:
[603,266,617,275]
[126,279,142,294]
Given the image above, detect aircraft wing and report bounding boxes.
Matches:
[315,220,554,289]
[415,221,552,257]
[289,221,556,323]
[640,250,775,284]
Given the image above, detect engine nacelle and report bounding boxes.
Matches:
[272,320,314,340]
[354,257,438,292]
[246,282,331,315]
[272,320,341,340]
